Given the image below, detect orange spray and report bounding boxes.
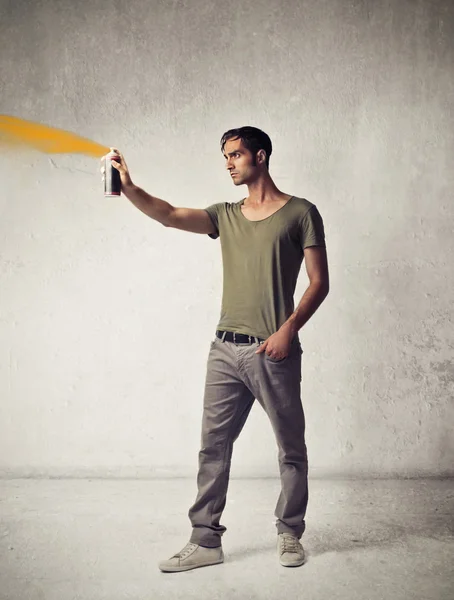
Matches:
[0,114,110,157]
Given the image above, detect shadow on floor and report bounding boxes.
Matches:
[308,514,454,557]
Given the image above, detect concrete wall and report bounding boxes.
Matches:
[1,0,453,478]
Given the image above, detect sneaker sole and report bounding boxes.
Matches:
[159,558,224,573]
[279,558,305,567]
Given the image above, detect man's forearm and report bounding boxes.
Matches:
[281,282,329,334]
[122,183,174,225]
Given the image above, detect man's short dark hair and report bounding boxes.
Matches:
[220,126,273,168]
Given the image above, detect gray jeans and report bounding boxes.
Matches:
[188,332,308,547]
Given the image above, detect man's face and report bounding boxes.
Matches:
[223,138,258,186]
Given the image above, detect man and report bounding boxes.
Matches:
[101,126,329,571]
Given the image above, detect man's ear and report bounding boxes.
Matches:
[257,149,266,165]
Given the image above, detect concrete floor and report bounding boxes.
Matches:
[0,478,453,600]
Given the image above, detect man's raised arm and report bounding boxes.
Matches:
[100,147,216,235]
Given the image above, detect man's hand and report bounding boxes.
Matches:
[255,323,295,360]
[100,147,133,189]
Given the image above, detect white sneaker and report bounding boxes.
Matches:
[159,542,224,572]
[277,533,305,567]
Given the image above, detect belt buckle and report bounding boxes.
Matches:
[233,332,236,344]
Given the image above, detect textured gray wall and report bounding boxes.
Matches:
[0,0,453,478]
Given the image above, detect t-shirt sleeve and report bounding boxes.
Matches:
[300,205,326,249]
[203,203,224,240]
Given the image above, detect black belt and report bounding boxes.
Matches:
[216,330,265,344]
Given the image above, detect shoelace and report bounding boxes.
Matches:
[280,535,302,553]
[173,543,197,559]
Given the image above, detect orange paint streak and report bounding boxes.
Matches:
[0,115,110,158]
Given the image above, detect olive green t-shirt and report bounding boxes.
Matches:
[204,196,326,340]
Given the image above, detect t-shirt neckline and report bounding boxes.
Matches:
[238,196,295,223]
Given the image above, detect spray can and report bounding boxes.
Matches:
[104,151,122,196]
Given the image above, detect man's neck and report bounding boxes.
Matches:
[245,174,287,205]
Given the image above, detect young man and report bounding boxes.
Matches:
[101,126,329,571]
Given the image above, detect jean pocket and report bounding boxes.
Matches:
[264,341,302,362]
[264,352,289,363]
